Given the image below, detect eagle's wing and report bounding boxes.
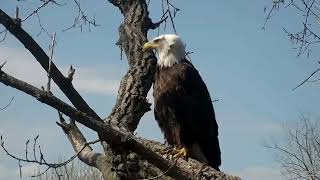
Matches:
[177,61,221,170]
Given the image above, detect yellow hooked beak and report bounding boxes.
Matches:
[142,41,159,52]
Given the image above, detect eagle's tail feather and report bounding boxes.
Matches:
[199,136,221,171]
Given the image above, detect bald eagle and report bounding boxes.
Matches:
[143,34,221,170]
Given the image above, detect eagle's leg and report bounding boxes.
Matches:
[173,147,189,161]
[160,147,189,161]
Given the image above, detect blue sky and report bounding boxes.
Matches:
[1,1,320,179]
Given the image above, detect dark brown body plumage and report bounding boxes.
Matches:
[153,59,221,170]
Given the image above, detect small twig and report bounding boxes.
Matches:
[262,0,284,30]
[150,16,169,30]
[35,12,52,38]
[67,65,75,81]
[16,7,19,19]
[32,167,50,178]
[155,0,179,33]
[63,0,99,32]
[0,97,14,111]
[160,0,167,34]
[166,0,177,34]
[19,160,22,178]
[47,32,56,92]
[0,30,7,42]
[64,165,70,180]
[25,139,30,160]
[212,99,219,103]
[0,61,7,70]
[0,134,100,178]
[23,1,48,21]
[22,0,53,22]
[33,135,39,161]
[262,4,275,30]
[22,0,65,22]
[185,50,194,62]
[14,7,21,27]
[292,67,320,90]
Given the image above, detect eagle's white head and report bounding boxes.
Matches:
[143,34,186,68]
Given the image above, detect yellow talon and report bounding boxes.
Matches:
[173,147,188,160]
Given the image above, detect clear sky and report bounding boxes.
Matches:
[1,1,320,180]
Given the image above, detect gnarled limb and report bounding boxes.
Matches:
[57,114,119,180]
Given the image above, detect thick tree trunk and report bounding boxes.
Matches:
[106,0,157,132]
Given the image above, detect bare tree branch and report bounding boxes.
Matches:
[0,8,101,121]
[268,116,320,179]
[292,67,320,90]
[47,32,56,92]
[63,0,99,32]
[264,0,320,57]
[0,69,240,180]
[57,113,119,180]
[265,0,320,90]
[0,134,101,178]
[22,0,56,22]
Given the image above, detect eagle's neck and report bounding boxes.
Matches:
[158,48,185,68]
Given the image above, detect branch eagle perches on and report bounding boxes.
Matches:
[0,68,239,180]
[0,1,240,179]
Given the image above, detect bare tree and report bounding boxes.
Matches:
[268,116,320,180]
[0,1,239,179]
[264,0,320,90]
[264,2,320,179]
